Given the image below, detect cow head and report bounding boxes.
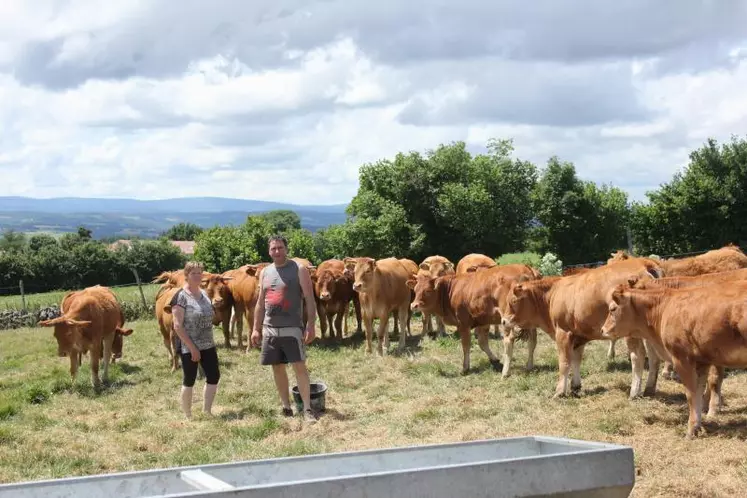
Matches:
[406,273,443,313]
[501,282,534,329]
[314,269,349,301]
[202,274,232,306]
[245,262,270,277]
[345,257,378,292]
[601,284,635,340]
[39,315,93,357]
[419,260,455,277]
[112,326,134,359]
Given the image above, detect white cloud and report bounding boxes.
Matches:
[0,0,746,206]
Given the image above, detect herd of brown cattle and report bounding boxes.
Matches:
[40,244,747,438]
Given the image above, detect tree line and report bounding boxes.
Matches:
[2,134,745,294]
[0,229,186,295]
[193,135,747,272]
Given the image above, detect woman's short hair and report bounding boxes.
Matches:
[184,261,204,276]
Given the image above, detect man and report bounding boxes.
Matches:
[251,235,318,423]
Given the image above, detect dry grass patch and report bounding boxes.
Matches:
[2,319,747,496]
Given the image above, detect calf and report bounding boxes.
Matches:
[40,285,133,389]
[311,259,362,339]
[408,264,539,375]
[601,281,747,438]
[501,258,664,398]
[343,257,413,355]
[417,255,455,338]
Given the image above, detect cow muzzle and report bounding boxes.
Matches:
[410,301,421,311]
[352,282,362,291]
[320,292,331,301]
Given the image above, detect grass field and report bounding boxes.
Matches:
[0,284,163,310]
[1,318,747,497]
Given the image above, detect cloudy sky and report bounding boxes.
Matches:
[1,0,746,205]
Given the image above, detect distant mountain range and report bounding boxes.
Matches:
[0,196,349,239]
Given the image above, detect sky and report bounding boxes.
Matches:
[1,1,746,206]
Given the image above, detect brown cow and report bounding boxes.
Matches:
[224,264,266,351]
[64,288,132,367]
[643,246,747,380]
[456,253,496,274]
[500,257,664,398]
[408,264,540,375]
[39,285,133,389]
[311,259,362,339]
[418,255,455,338]
[659,244,747,277]
[601,281,747,438]
[626,268,747,412]
[343,257,413,355]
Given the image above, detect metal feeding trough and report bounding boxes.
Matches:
[0,436,635,498]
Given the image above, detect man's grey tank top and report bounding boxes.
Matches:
[262,259,304,328]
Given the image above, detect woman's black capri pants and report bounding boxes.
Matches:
[181,347,220,387]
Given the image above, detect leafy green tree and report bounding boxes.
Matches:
[530,157,630,264]
[162,222,204,241]
[345,138,537,261]
[631,136,747,254]
[257,210,301,234]
[0,230,27,253]
[28,234,58,252]
[286,228,317,263]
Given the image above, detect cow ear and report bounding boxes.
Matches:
[406,278,417,290]
[39,316,67,327]
[245,265,259,276]
[445,262,455,271]
[116,327,134,336]
[221,276,233,282]
[466,265,478,273]
[67,319,92,327]
[513,283,526,296]
[164,304,173,315]
[419,262,430,271]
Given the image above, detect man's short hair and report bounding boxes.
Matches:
[268,234,288,248]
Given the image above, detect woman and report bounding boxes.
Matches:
[171,261,220,419]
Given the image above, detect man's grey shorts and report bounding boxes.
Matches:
[260,326,306,365]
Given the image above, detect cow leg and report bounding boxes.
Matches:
[501,327,515,378]
[422,311,432,337]
[643,339,662,396]
[672,357,707,438]
[101,334,114,385]
[69,353,79,384]
[476,326,498,369]
[460,326,472,374]
[363,313,375,355]
[392,310,400,336]
[437,316,447,338]
[353,295,363,334]
[221,314,232,350]
[334,312,344,340]
[397,305,409,352]
[243,307,254,354]
[318,304,328,338]
[627,337,646,399]
[704,365,725,418]
[553,330,573,398]
[377,314,390,356]
[570,343,586,394]
[525,328,538,371]
[607,338,617,360]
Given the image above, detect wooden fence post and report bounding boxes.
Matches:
[19,280,26,312]
[130,268,148,308]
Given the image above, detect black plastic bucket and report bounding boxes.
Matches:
[291,381,328,413]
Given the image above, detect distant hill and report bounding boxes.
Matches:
[0,197,349,238]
